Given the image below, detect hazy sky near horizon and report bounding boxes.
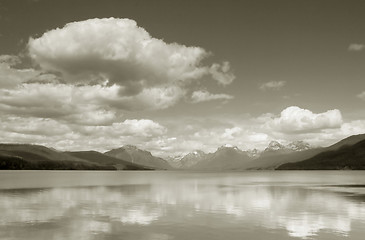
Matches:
[0,0,364,156]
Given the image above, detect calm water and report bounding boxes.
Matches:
[0,171,365,240]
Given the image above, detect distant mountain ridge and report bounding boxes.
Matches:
[246,147,324,170]
[0,144,156,170]
[287,141,311,151]
[325,134,365,151]
[264,141,286,152]
[167,140,314,170]
[0,144,115,170]
[243,140,318,170]
[277,134,365,170]
[1,134,364,171]
[173,150,208,169]
[168,145,253,171]
[166,136,365,170]
[262,140,311,154]
[244,135,365,170]
[192,145,253,170]
[66,151,153,170]
[105,145,172,170]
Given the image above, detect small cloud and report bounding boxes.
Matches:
[115,119,167,137]
[357,91,365,100]
[190,90,233,103]
[348,43,365,51]
[222,127,242,140]
[0,55,21,67]
[209,61,235,85]
[259,81,286,91]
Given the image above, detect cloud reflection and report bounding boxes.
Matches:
[0,179,365,239]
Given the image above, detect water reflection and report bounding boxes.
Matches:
[0,172,365,240]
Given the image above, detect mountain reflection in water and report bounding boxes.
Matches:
[0,171,364,240]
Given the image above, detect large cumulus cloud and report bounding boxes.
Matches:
[0,16,236,155]
[266,106,343,133]
[28,18,234,104]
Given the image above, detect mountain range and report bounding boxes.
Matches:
[0,134,364,170]
[167,135,365,170]
[189,145,252,170]
[0,144,153,170]
[0,144,115,170]
[105,145,172,170]
[171,140,317,170]
[277,138,365,170]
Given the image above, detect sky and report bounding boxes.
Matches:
[0,0,364,157]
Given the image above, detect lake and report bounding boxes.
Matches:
[0,171,365,240]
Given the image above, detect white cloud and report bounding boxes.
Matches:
[348,43,365,51]
[0,55,39,88]
[266,106,343,133]
[247,132,269,142]
[248,107,365,149]
[0,100,362,156]
[76,119,166,141]
[131,86,186,110]
[0,80,188,123]
[0,19,238,155]
[338,120,365,136]
[259,81,286,91]
[0,114,167,152]
[209,61,235,85]
[0,82,118,122]
[28,18,234,107]
[190,90,233,103]
[0,116,71,138]
[0,55,21,66]
[357,91,365,100]
[0,115,78,148]
[222,127,242,140]
[119,119,167,137]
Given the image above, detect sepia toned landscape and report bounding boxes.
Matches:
[0,0,364,239]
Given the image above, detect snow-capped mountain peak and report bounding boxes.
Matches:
[219,144,242,151]
[286,141,311,151]
[265,141,286,151]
